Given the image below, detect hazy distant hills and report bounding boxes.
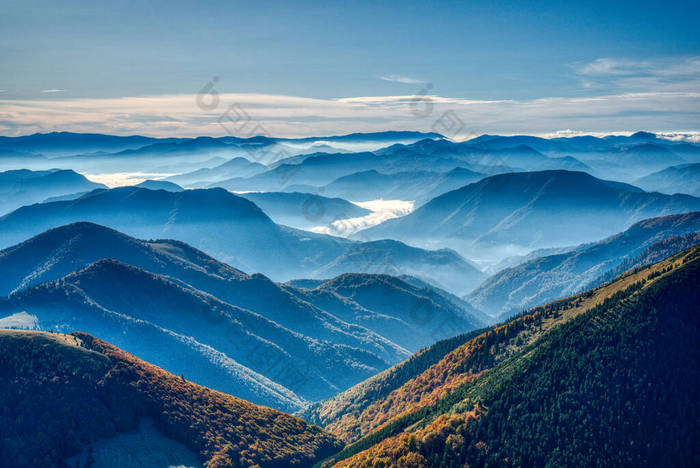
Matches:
[165,156,267,186]
[212,139,584,195]
[0,169,105,215]
[633,163,700,196]
[321,167,486,205]
[464,132,698,180]
[56,137,247,172]
[0,222,485,408]
[238,191,370,230]
[311,240,487,295]
[134,179,184,191]
[0,330,342,467]
[283,131,443,144]
[313,247,699,467]
[0,186,290,273]
[0,186,480,293]
[361,170,700,260]
[0,131,442,173]
[0,132,170,157]
[283,273,485,351]
[208,132,700,201]
[466,211,700,318]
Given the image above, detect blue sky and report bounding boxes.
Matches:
[1,0,699,137]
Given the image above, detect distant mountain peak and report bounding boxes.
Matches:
[630,130,657,139]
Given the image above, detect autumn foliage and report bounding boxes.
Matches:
[0,330,342,467]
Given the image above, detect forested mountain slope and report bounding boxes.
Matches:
[0,330,342,468]
[310,247,699,467]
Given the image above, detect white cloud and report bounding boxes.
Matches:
[573,56,700,93]
[379,75,426,84]
[657,131,700,143]
[0,88,698,138]
[577,58,650,76]
[82,172,176,187]
[312,199,414,237]
[40,89,65,93]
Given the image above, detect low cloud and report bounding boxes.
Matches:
[40,89,65,94]
[312,199,414,237]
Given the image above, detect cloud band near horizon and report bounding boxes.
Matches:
[0,89,698,139]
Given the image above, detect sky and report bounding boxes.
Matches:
[1,0,699,137]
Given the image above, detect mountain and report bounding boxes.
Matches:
[0,169,106,215]
[466,211,700,319]
[466,131,674,154]
[166,156,267,187]
[374,138,590,171]
[0,330,342,467]
[588,231,700,287]
[215,152,381,192]
[0,223,485,406]
[464,132,700,181]
[238,192,370,230]
[311,246,699,467]
[221,138,592,195]
[56,137,246,172]
[322,167,486,205]
[0,258,397,405]
[0,186,294,275]
[0,187,480,293]
[633,163,700,196]
[619,143,687,170]
[284,131,443,144]
[282,273,485,351]
[134,179,184,191]
[0,132,169,157]
[310,240,487,296]
[394,274,493,325]
[360,170,700,261]
[0,149,47,171]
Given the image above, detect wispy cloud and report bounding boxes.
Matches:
[577,58,650,76]
[0,72,698,138]
[40,89,65,93]
[379,75,426,84]
[573,56,700,93]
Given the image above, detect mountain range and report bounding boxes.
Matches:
[0,131,441,174]
[1,129,699,466]
[2,244,696,467]
[237,191,370,230]
[360,170,700,262]
[0,186,484,293]
[165,156,267,186]
[633,163,700,196]
[466,211,700,318]
[0,168,105,215]
[320,167,486,205]
[0,222,484,409]
[308,245,699,467]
